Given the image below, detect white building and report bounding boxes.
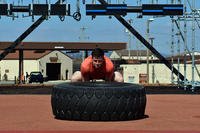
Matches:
[110,50,158,60]
[121,63,200,84]
[0,50,73,81]
[111,50,200,84]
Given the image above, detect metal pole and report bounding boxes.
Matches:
[183,0,187,89]
[191,0,195,90]
[128,34,131,59]
[146,19,153,83]
[92,0,96,4]
[19,49,24,84]
[76,0,80,12]
[80,26,89,61]
[80,27,85,61]
[127,19,133,60]
[136,39,139,60]
[171,18,175,84]
[176,31,181,85]
[177,0,181,86]
[170,0,175,84]
[150,37,155,84]
[136,0,142,18]
[146,20,150,84]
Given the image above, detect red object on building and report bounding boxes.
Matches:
[139,73,148,84]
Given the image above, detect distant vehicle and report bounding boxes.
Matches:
[29,71,44,83]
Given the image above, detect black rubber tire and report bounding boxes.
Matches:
[51,82,146,121]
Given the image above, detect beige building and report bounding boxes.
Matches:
[0,50,73,81]
[38,50,72,80]
[110,50,158,60]
[111,50,200,84]
[121,63,200,84]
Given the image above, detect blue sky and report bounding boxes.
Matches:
[0,0,200,56]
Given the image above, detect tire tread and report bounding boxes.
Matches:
[51,83,146,121]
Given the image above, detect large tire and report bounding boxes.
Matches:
[51,82,146,121]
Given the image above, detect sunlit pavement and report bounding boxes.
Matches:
[0,80,70,85]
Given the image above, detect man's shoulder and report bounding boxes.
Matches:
[81,56,92,72]
[104,56,113,65]
[104,56,114,71]
[82,56,92,65]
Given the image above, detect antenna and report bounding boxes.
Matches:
[79,26,89,60]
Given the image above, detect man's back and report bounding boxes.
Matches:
[81,55,114,80]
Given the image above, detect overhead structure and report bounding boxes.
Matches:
[0,4,70,16]
[86,4,183,16]
[0,41,126,50]
[0,0,187,85]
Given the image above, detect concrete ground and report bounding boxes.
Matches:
[0,80,69,85]
[0,94,200,132]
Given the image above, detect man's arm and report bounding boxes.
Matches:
[105,70,114,81]
[81,64,90,82]
[104,56,114,81]
[81,72,90,82]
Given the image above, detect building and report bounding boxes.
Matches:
[38,50,73,80]
[121,63,200,84]
[111,50,200,84]
[0,50,73,81]
[110,50,158,60]
[0,41,127,83]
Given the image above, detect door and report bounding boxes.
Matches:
[46,63,61,80]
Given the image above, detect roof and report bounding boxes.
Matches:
[0,50,51,60]
[165,54,200,63]
[0,41,126,50]
[114,50,153,56]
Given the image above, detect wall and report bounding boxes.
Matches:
[110,51,158,60]
[0,60,39,81]
[121,63,200,84]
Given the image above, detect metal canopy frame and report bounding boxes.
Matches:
[0,4,70,16]
[97,0,186,81]
[0,41,126,50]
[86,4,183,16]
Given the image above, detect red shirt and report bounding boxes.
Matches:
[81,55,114,80]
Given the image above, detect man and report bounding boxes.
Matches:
[71,48,123,82]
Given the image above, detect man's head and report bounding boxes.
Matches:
[91,48,105,69]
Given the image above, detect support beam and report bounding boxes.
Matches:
[0,4,70,16]
[19,50,24,84]
[86,4,183,16]
[97,0,186,81]
[0,42,126,50]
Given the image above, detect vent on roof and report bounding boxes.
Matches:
[50,57,58,62]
